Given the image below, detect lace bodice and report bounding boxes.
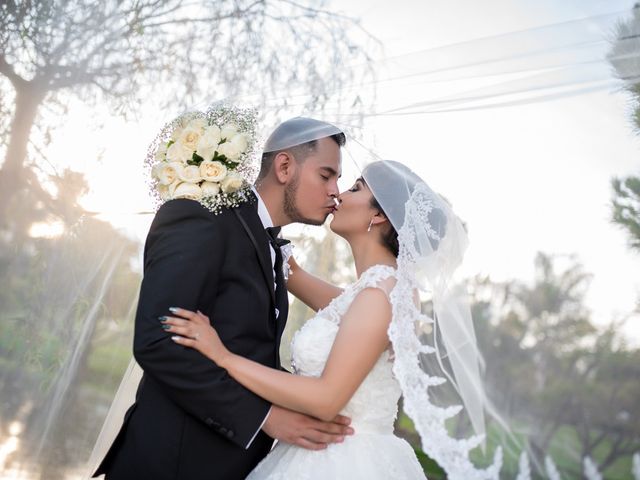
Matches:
[290,265,401,434]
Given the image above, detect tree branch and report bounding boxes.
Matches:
[0,53,25,88]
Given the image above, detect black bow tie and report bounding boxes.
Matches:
[265,227,291,249]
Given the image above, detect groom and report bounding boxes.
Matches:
[94,118,352,480]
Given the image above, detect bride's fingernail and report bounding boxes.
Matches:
[169,307,179,313]
[159,316,168,322]
[161,325,171,330]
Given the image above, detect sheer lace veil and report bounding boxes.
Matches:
[361,160,503,479]
[86,360,143,474]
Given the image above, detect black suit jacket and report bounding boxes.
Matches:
[94,197,289,480]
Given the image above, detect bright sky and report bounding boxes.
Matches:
[38,0,640,341]
[323,0,640,341]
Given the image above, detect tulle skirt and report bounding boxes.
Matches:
[246,431,427,479]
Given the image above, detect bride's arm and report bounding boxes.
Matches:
[286,256,343,311]
[165,289,390,421]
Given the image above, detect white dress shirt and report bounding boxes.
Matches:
[252,186,277,286]
[245,186,275,448]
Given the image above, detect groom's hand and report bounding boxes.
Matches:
[262,405,354,450]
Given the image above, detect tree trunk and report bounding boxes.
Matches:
[0,84,45,225]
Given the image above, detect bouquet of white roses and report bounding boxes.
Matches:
[148,105,259,214]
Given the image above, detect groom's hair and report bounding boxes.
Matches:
[257,133,346,181]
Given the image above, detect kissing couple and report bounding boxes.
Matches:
[93,106,499,480]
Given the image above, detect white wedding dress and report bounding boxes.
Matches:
[247,265,427,479]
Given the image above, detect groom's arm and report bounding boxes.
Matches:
[133,203,269,449]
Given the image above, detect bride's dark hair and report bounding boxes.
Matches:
[368,194,400,257]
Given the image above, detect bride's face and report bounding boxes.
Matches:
[330,177,378,236]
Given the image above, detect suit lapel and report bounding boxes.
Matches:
[275,283,289,343]
[233,205,276,305]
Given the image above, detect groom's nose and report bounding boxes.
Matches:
[327,179,339,198]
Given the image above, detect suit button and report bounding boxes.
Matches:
[205,418,214,427]
[226,430,235,439]
[219,427,227,434]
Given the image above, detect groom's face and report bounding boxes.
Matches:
[284,137,342,226]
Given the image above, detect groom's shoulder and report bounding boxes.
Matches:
[151,199,235,231]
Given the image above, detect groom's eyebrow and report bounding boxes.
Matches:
[320,166,341,178]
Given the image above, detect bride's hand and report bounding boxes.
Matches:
[161,308,230,366]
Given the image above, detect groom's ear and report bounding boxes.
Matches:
[273,151,295,184]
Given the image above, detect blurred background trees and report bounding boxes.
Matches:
[0,0,375,224]
[610,3,640,258]
[469,253,640,478]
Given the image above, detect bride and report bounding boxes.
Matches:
[162,160,497,479]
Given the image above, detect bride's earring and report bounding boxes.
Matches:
[367,218,374,232]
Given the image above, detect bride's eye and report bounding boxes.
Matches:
[349,184,359,192]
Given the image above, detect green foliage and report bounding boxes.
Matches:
[608,6,640,256]
[611,175,640,252]
[469,253,640,477]
[608,6,640,257]
[413,447,446,478]
[608,4,640,133]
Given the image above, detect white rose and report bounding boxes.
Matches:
[155,142,168,161]
[157,162,184,186]
[220,123,238,141]
[221,171,244,193]
[157,184,170,200]
[199,160,227,182]
[230,133,249,153]
[196,142,216,163]
[178,127,201,152]
[203,125,221,144]
[168,179,181,197]
[201,181,221,197]
[172,182,203,201]
[178,164,202,184]
[196,126,222,162]
[166,141,192,163]
[217,141,242,162]
[187,118,207,132]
